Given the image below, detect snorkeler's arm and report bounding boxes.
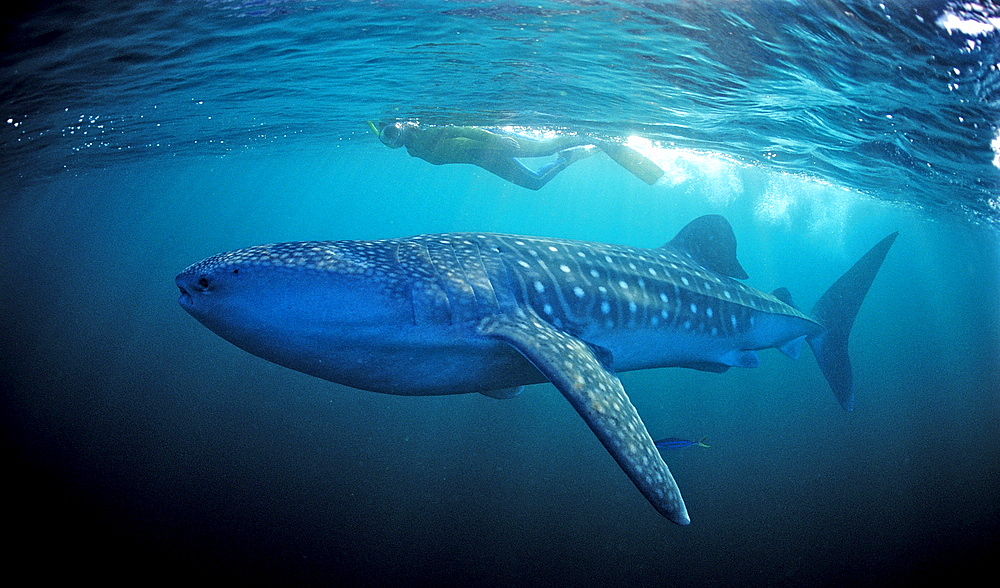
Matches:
[408,126,518,164]
[445,126,510,143]
[436,125,523,146]
[435,127,520,152]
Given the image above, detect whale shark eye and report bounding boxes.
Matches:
[197,276,210,290]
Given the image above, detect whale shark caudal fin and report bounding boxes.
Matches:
[479,308,691,525]
[807,232,899,412]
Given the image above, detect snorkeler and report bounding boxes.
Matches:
[370,121,665,190]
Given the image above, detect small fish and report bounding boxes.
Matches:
[655,436,711,450]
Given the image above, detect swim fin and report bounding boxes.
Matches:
[599,141,665,185]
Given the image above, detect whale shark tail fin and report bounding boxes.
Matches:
[807,232,898,411]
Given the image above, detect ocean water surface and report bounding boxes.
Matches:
[2,1,998,586]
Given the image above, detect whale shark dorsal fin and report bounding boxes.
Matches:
[664,215,749,280]
[770,287,796,308]
[479,308,690,525]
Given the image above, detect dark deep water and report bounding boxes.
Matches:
[2,1,999,586]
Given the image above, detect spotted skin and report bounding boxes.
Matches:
[487,229,815,373]
[480,308,688,523]
[176,215,896,524]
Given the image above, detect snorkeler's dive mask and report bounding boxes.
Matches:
[378,122,410,148]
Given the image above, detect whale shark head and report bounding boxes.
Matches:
[176,240,412,364]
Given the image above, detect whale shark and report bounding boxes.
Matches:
[176,215,897,525]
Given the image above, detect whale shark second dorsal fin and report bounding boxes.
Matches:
[664,215,749,280]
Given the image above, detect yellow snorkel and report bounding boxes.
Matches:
[366,120,380,136]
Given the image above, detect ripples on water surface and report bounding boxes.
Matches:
[2,2,1000,587]
[2,0,999,224]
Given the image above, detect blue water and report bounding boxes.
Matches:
[2,1,998,586]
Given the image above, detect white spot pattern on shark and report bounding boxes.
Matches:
[176,215,898,525]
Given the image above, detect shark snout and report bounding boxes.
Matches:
[175,271,211,310]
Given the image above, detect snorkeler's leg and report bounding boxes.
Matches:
[508,134,593,158]
[476,156,565,190]
[557,145,599,165]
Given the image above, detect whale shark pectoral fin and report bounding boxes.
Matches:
[480,385,524,400]
[719,349,760,368]
[479,309,691,525]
